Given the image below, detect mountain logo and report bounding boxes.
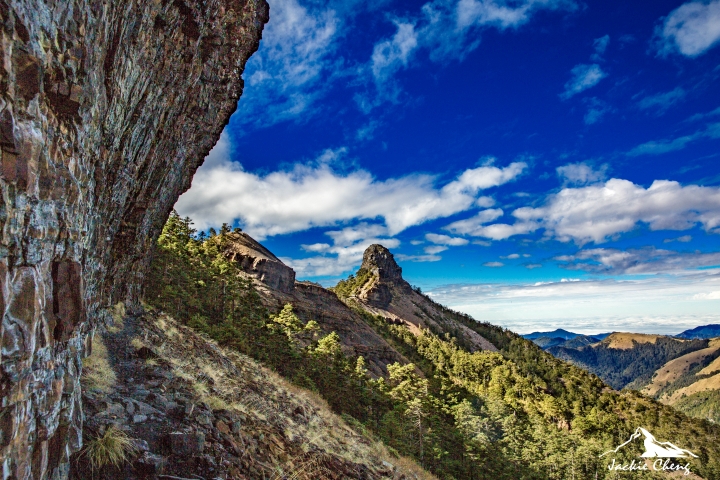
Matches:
[600,427,699,459]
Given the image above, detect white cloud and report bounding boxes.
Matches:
[325,222,389,246]
[454,0,573,30]
[234,0,340,128]
[397,253,442,262]
[361,0,577,107]
[371,22,419,82]
[443,177,720,244]
[483,261,504,267]
[525,263,542,269]
[590,34,610,62]
[664,235,693,243]
[356,120,382,141]
[177,134,526,237]
[637,87,686,112]
[444,208,504,234]
[592,35,610,57]
[445,209,538,239]
[428,273,720,334]
[693,291,720,300]
[425,233,470,246]
[556,162,607,186]
[560,64,607,100]
[513,178,720,244]
[687,106,720,122]
[424,245,449,254]
[476,196,496,207]
[556,247,720,274]
[627,122,720,156]
[655,0,720,57]
[501,253,520,259]
[301,243,331,252]
[472,222,539,240]
[285,223,400,277]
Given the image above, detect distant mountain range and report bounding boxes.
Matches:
[524,326,720,424]
[522,329,611,350]
[676,324,720,339]
[524,324,720,348]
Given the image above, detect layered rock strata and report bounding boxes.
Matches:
[0,1,267,478]
[223,232,295,294]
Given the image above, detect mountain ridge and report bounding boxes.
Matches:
[677,324,720,340]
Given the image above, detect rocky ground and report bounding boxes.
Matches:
[70,309,431,480]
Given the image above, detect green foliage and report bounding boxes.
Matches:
[674,390,720,423]
[634,347,720,400]
[145,213,381,419]
[331,268,374,298]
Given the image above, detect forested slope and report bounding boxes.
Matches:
[144,213,720,479]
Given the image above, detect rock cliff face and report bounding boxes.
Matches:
[0,1,267,478]
[223,232,295,294]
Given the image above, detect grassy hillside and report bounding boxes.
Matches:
[630,339,720,423]
[544,330,720,426]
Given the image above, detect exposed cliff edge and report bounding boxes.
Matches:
[223,232,296,293]
[0,1,268,478]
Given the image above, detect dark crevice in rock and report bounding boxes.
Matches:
[103,18,123,102]
[12,48,41,101]
[51,260,83,343]
[172,0,201,40]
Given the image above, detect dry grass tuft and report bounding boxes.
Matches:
[81,425,137,470]
[270,452,335,480]
[106,302,126,333]
[392,456,439,480]
[82,335,116,393]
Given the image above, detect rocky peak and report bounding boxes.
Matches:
[361,244,404,283]
[222,232,296,294]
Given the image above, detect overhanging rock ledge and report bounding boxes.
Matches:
[0,0,268,477]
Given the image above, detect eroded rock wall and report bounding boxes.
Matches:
[0,1,267,478]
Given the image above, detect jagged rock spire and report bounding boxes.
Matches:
[361,245,403,283]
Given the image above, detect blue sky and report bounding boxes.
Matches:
[176,0,720,334]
